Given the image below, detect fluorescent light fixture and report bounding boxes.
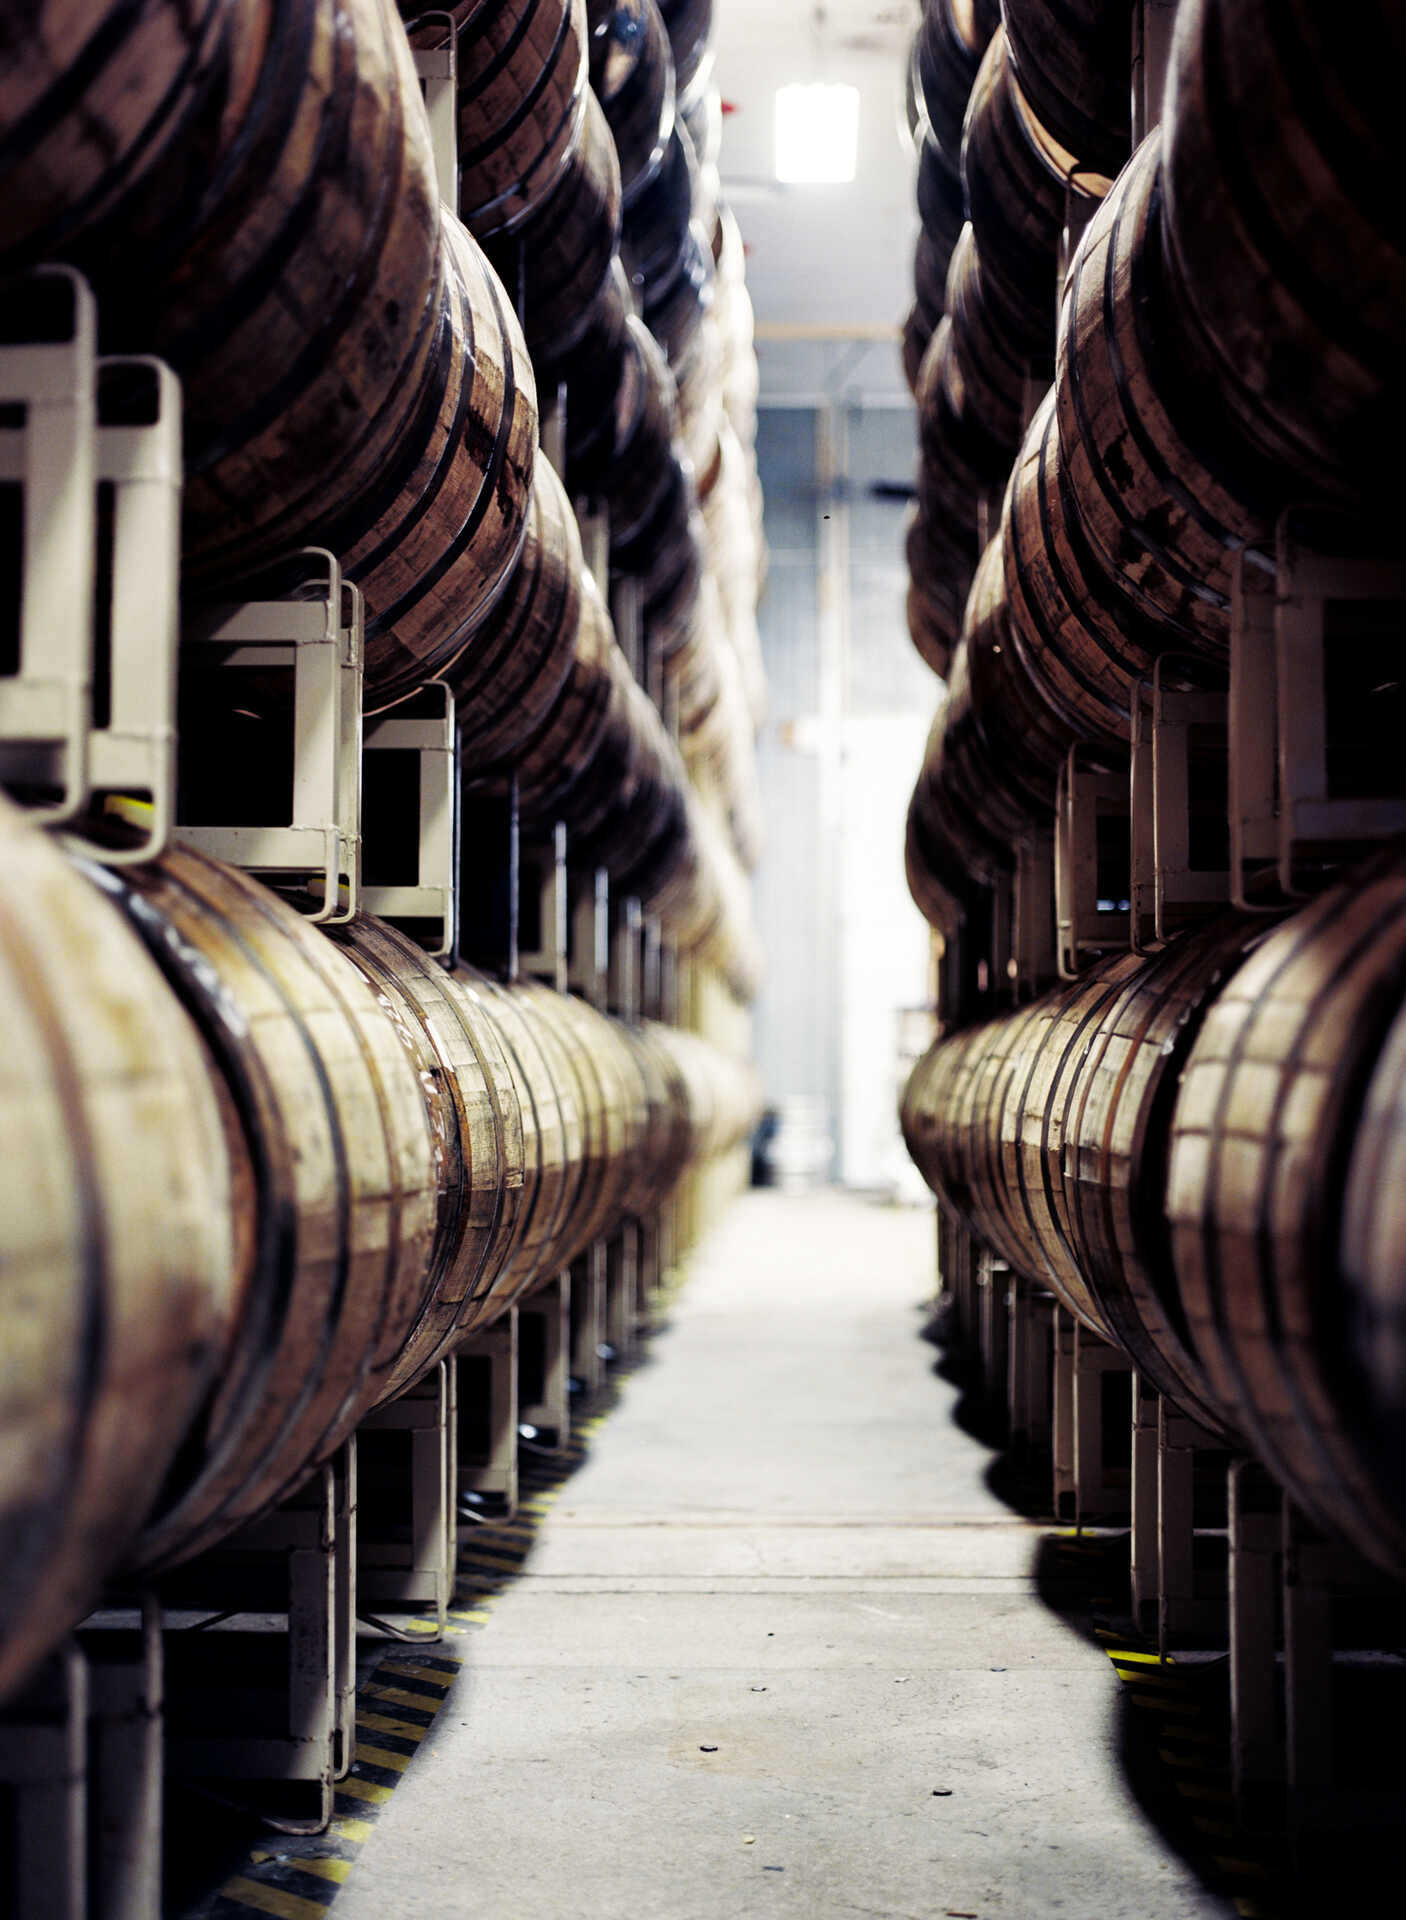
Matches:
[774,82,859,184]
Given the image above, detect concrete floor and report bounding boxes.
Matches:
[335,1188,1232,1920]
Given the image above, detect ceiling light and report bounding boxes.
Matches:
[774,82,859,184]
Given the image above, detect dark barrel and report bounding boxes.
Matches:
[1000,0,1132,185]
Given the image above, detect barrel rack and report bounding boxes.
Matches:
[903,0,1406,1870]
[0,197,695,1920]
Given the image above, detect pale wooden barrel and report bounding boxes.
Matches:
[405,0,589,240]
[0,800,238,1702]
[110,848,438,1574]
[1167,856,1406,1581]
[588,0,675,204]
[486,86,622,360]
[1057,132,1272,665]
[917,0,999,159]
[1057,916,1266,1438]
[1163,0,1406,504]
[475,979,583,1295]
[1001,0,1132,184]
[450,456,585,771]
[330,917,521,1394]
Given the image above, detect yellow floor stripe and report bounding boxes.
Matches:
[1106,1647,1172,1667]
[221,1878,329,1920]
[384,1665,458,1690]
[289,1858,353,1886]
[356,1710,430,1742]
[335,1776,393,1806]
[359,1682,449,1715]
[329,1816,374,1844]
[355,1743,412,1774]
[449,1608,492,1624]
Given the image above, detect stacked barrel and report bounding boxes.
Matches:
[900,0,1406,1586]
[0,0,764,1704]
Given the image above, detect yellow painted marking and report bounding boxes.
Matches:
[336,1775,393,1806]
[1235,1902,1265,1918]
[450,1608,491,1624]
[330,1815,375,1844]
[356,1710,429,1742]
[355,1742,413,1774]
[1106,1648,1173,1667]
[385,1665,457,1690]
[360,1682,450,1715]
[289,1857,352,1886]
[221,1877,329,1920]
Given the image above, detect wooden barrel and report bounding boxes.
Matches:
[1162,0,1406,504]
[590,312,677,545]
[344,210,538,705]
[404,0,589,240]
[916,131,966,277]
[1167,854,1406,1581]
[904,305,935,399]
[1056,915,1268,1437]
[961,28,1066,339]
[0,800,239,1702]
[451,456,584,770]
[944,221,1053,460]
[514,569,619,825]
[1339,982,1406,1560]
[1002,387,1168,750]
[917,0,998,160]
[962,529,1073,817]
[555,995,651,1248]
[674,311,725,478]
[914,635,1033,884]
[658,0,712,101]
[109,848,438,1574]
[1,0,511,628]
[329,917,525,1392]
[679,76,722,175]
[1057,132,1273,664]
[1001,0,1132,185]
[485,85,622,359]
[588,0,676,204]
[473,978,584,1293]
[917,317,1018,542]
[613,448,707,652]
[620,125,715,369]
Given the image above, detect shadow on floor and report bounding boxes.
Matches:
[165,1329,670,1917]
[925,1315,1406,1920]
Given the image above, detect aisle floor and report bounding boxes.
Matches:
[335,1189,1233,1920]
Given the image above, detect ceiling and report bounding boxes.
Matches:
[711,0,921,405]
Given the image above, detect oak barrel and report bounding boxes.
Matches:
[407,0,589,241]
[1167,854,1406,1581]
[450,456,585,771]
[1001,0,1132,185]
[588,0,676,204]
[0,800,238,1702]
[917,0,998,161]
[485,85,623,359]
[1057,132,1272,664]
[1162,0,1406,503]
[960,28,1067,338]
[102,849,436,1573]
